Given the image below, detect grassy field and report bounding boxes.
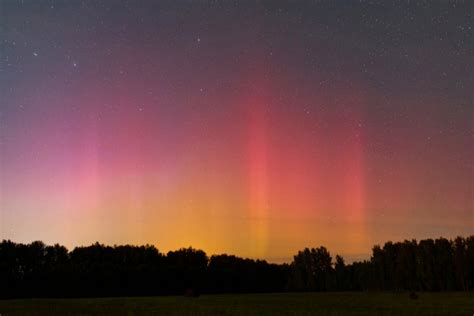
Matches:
[0,292,473,315]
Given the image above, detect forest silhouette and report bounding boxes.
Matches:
[1,236,473,298]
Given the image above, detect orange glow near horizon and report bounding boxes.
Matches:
[1,2,473,264]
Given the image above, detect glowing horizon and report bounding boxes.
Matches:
[1,1,472,263]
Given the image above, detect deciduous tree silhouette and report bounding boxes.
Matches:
[0,236,473,298]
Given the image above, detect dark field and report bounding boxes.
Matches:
[0,292,473,316]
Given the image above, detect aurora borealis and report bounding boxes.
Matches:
[0,1,472,262]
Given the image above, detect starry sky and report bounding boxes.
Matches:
[0,0,473,262]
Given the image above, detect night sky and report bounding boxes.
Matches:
[1,0,473,262]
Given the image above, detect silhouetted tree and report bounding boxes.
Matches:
[434,238,455,291]
[334,255,347,291]
[466,236,474,290]
[371,245,385,290]
[207,254,287,293]
[416,239,436,291]
[1,235,473,298]
[289,247,333,291]
[453,237,468,291]
[166,247,208,295]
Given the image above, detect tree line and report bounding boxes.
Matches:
[0,236,473,298]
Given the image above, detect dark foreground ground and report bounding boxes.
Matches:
[0,292,473,316]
